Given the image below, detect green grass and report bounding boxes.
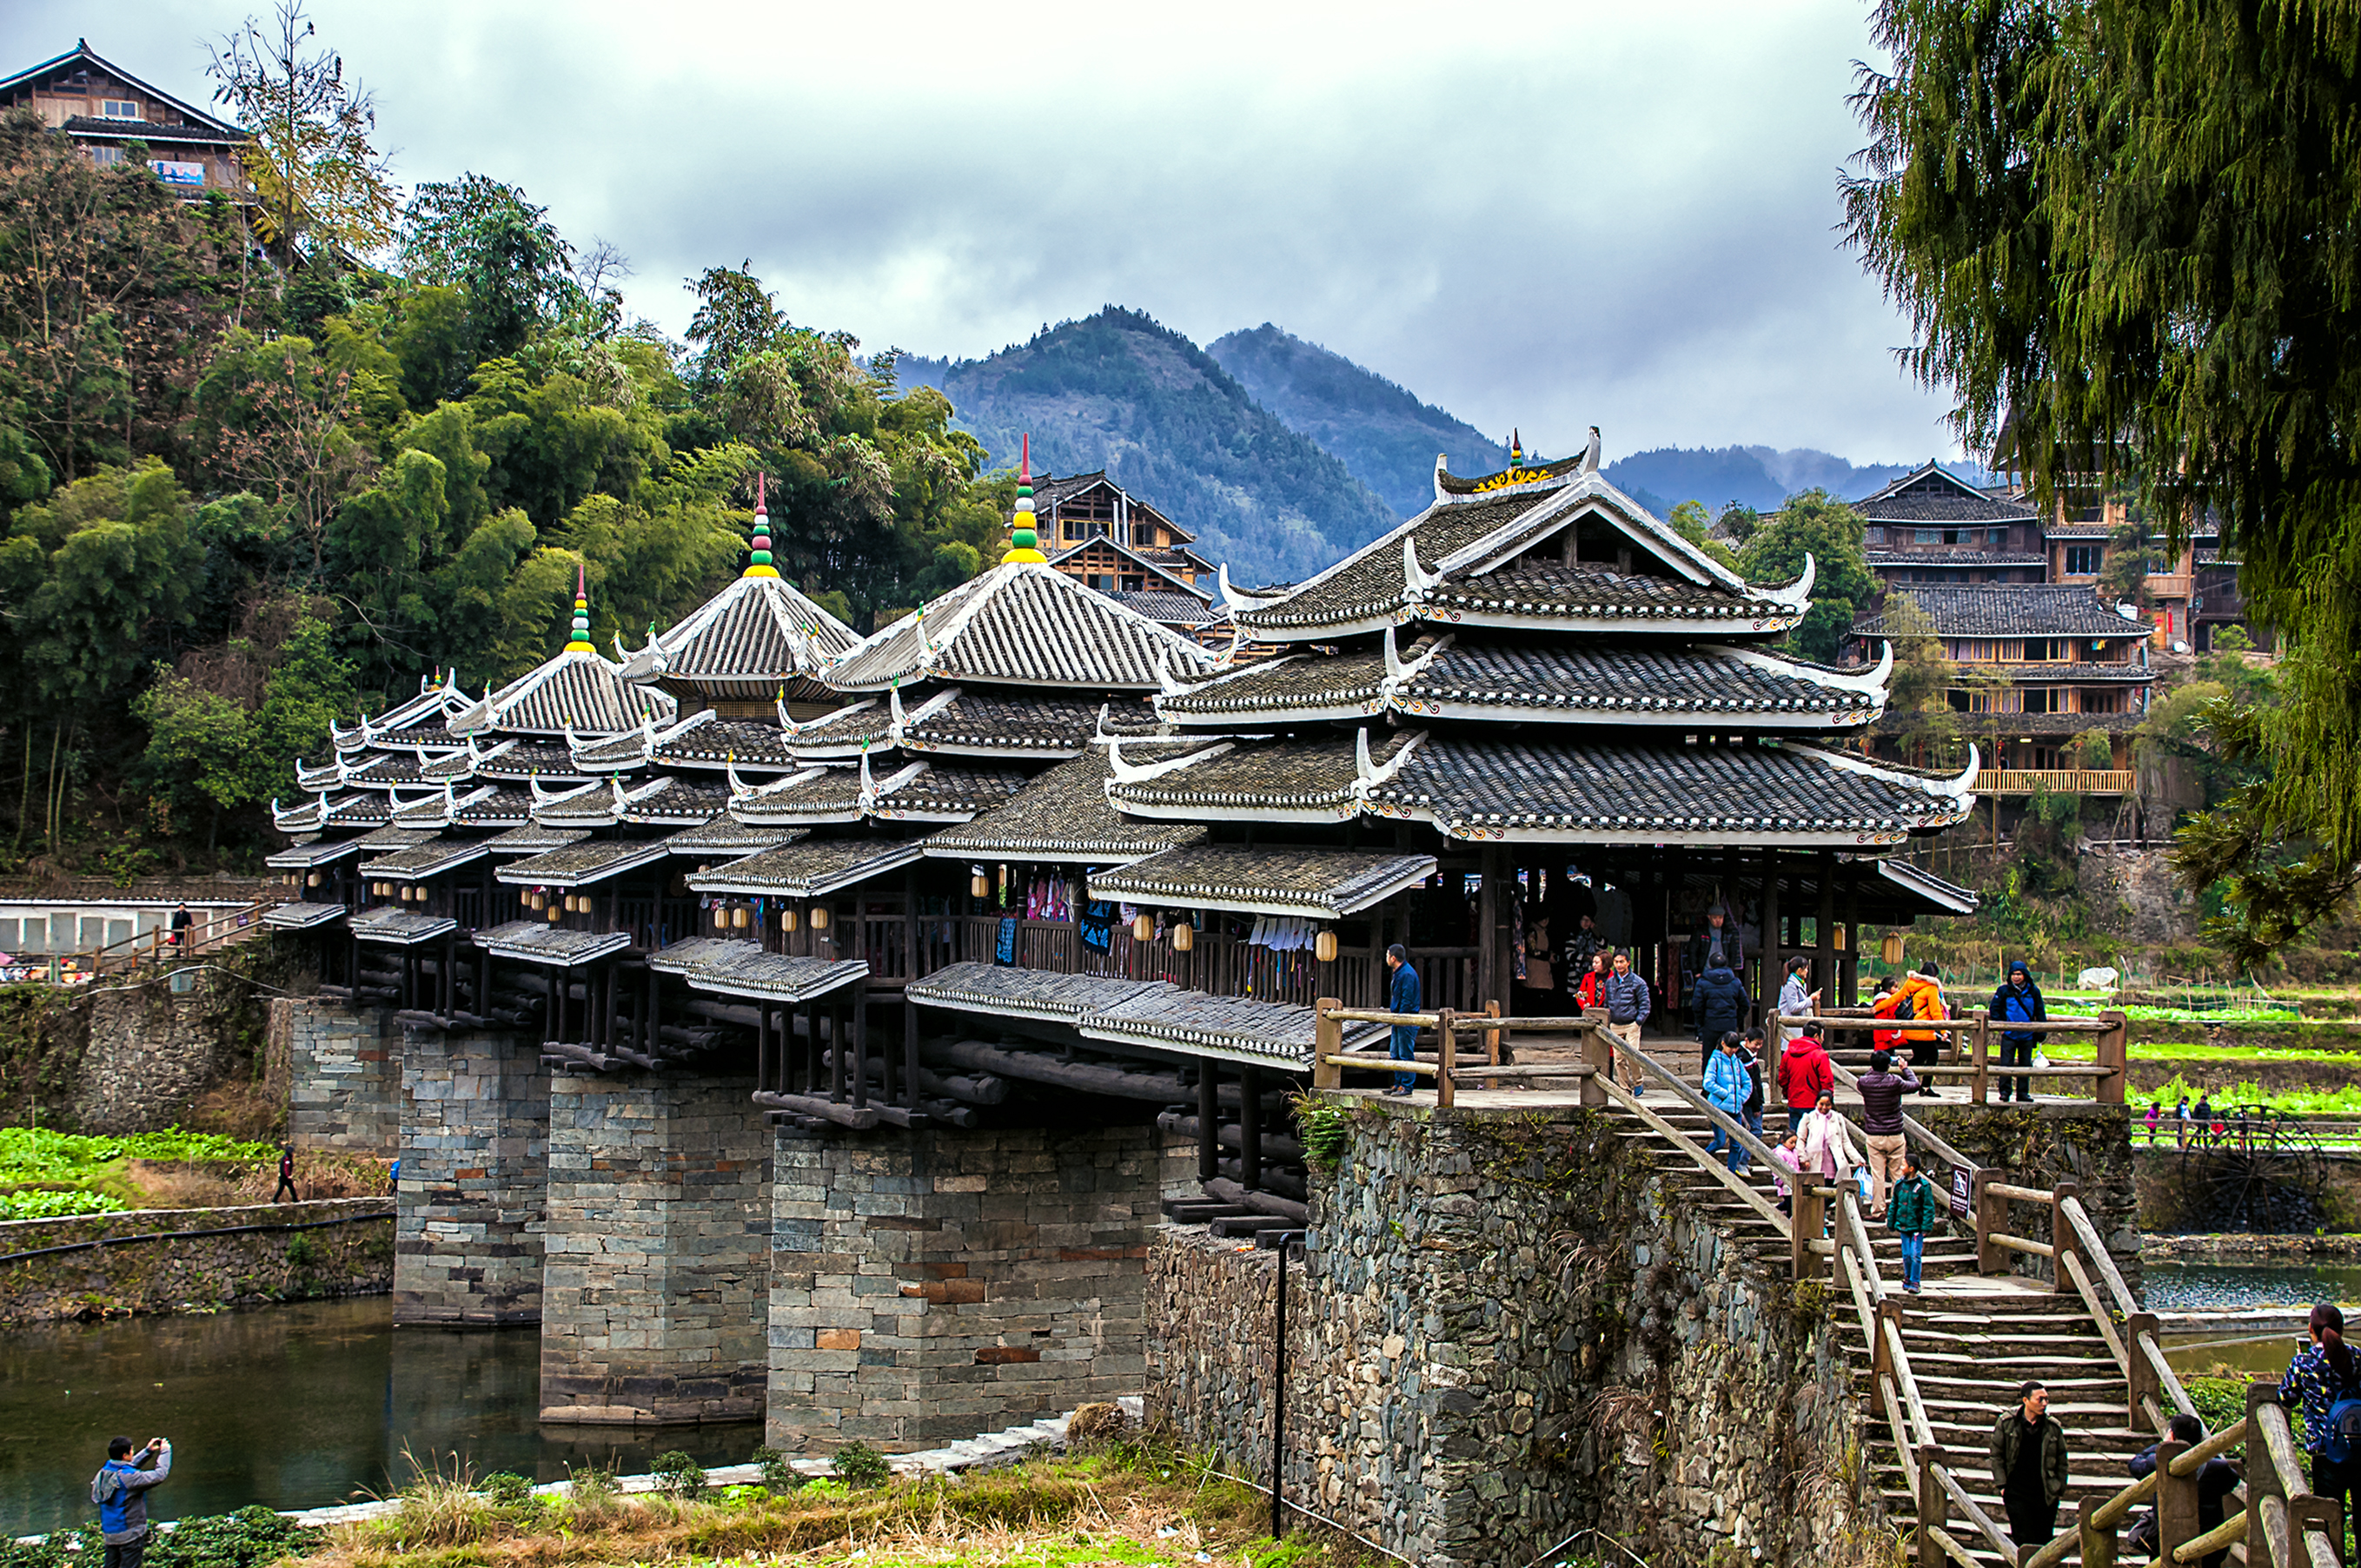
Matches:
[0,1127,280,1219]
[2134,1075,2361,1116]
[2047,1041,2361,1064]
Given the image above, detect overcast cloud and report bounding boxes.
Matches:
[5,0,1964,466]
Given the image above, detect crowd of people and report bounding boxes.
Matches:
[2143,1092,2261,1148]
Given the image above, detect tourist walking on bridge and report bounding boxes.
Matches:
[1988,960,2048,1104]
[1777,1025,1834,1135]
[2281,1303,2361,1533]
[91,1435,171,1568]
[1855,1049,1919,1217]
[1897,961,1947,1095]
[1702,1033,1750,1173]
[1887,1152,1937,1293]
[1988,1381,2068,1549]
[1383,944,1421,1097]
[1600,950,1650,1097]
[1691,950,1749,1050]
[1776,956,1818,1045]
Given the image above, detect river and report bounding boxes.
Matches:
[1,1298,762,1538]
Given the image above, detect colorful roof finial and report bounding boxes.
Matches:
[1005,433,1049,564]
[562,562,595,654]
[744,470,781,579]
[1509,428,1523,470]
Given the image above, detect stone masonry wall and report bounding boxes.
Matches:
[1149,1099,1884,1568]
[71,971,245,1134]
[395,1027,547,1325]
[0,1198,393,1324]
[1918,1102,2142,1294]
[280,1001,401,1154]
[540,1069,773,1423]
[766,1122,1169,1453]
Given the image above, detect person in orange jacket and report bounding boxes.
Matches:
[1870,975,1908,1055]
[1894,961,1948,1096]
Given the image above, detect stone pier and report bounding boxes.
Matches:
[765,1122,1173,1452]
[282,1002,401,1154]
[540,1071,773,1423]
[395,1027,548,1325]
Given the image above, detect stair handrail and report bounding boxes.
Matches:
[1613,1035,1798,1186]
[1594,1074,1790,1236]
[78,898,278,977]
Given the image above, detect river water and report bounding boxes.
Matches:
[1,1298,762,1538]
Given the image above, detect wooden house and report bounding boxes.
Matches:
[0,41,246,197]
[1856,463,2046,586]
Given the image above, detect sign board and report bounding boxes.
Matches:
[149,160,205,187]
[1950,1165,1974,1220]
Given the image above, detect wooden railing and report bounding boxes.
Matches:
[1778,1010,2132,1105]
[1977,769,2139,796]
[33,902,280,985]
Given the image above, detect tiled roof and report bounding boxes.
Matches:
[494,840,671,887]
[894,689,1107,758]
[1419,560,1792,625]
[2044,525,2111,539]
[356,824,440,849]
[450,650,675,737]
[59,116,238,146]
[686,837,925,897]
[339,753,428,786]
[1866,551,2046,568]
[1109,591,1220,626]
[621,778,735,825]
[1089,846,1437,917]
[920,749,1212,863]
[480,824,591,855]
[642,937,869,1002]
[1105,731,1414,823]
[1859,857,1980,917]
[262,837,367,870]
[359,836,492,881]
[261,902,348,930]
[620,573,859,698]
[270,793,395,833]
[1080,986,1376,1068]
[661,816,806,858]
[470,741,587,780]
[653,712,801,771]
[1043,534,1207,598]
[1854,586,2145,638]
[908,962,1165,1026]
[1157,634,1885,728]
[726,765,864,825]
[530,777,643,825]
[330,676,469,753]
[1032,470,1190,543]
[777,701,889,757]
[389,785,494,830]
[1233,493,1535,632]
[1852,463,2037,524]
[1364,736,1973,844]
[472,919,631,966]
[871,761,1030,822]
[451,787,534,828]
[823,563,1216,692]
[349,908,458,946]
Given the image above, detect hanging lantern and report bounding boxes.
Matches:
[306,872,322,889]
[565,893,581,914]
[1315,928,1339,963]
[530,891,545,911]
[1880,930,1906,966]
[547,901,563,922]
[971,870,991,899]
[811,905,831,931]
[730,905,751,930]
[1132,912,1155,943]
[1171,921,1194,953]
[1834,924,1848,952]
[521,887,534,908]
[780,908,799,934]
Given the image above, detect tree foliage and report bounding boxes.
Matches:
[1845,0,2361,956]
[1735,488,1877,663]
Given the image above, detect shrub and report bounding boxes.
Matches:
[377,1455,497,1546]
[479,1470,534,1505]
[563,1459,620,1525]
[283,1234,318,1269]
[651,1449,706,1499]
[750,1443,800,1491]
[832,1440,891,1489]
[146,1505,320,1568]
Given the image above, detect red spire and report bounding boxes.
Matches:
[756,470,766,513]
[576,561,586,595]
[1020,433,1031,484]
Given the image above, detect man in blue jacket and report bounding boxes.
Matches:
[92,1435,171,1568]
[1987,960,2048,1104]
[1600,950,1652,1097]
[1384,943,1422,1097]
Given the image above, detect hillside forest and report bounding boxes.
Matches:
[0,83,1019,881]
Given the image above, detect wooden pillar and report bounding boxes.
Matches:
[1814,850,1835,1014]
[1197,1065,1221,1184]
[1239,1065,1263,1189]
[1476,844,1504,1009]
[602,963,618,1049]
[903,996,922,1113]
[1760,850,1781,1030]
[1840,867,1861,1009]
[828,1002,846,1103]
[852,991,869,1109]
[644,964,660,1053]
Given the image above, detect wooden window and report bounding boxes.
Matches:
[2064,545,2100,575]
[1863,526,1886,543]
[1914,528,1942,545]
[103,99,140,118]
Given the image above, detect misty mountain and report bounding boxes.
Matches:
[895,308,1398,588]
[1204,325,1508,519]
[1604,445,1990,519]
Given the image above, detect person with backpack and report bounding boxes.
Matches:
[1777,1025,1836,1135]
[1987,959,2048,1104]
[2282,1302,2361,1529]
[1896,961,1948,1095]
[1887,1152,1939,1293]
[1870,975,1909,1056]
[91,1435,172,1568]
[2125,1414,2242,1568]
[1702,1032,1751,1173]
[1691,953,1750,1051]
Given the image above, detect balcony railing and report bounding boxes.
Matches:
[1978,768,2136,795]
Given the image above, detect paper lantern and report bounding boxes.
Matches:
[305,872,321,889]
[1315,928,1339,963]
[1171,922,1194,953]
[780,908,799,934]
[530,891,545,911]
[972,871,991,898]
[567,894,583,914]
[730,905,750,930]
[1880,930,1906,966]
[521,887,534,907]
[547,902,562,922]
[1132,912,1155,943]
[811,905,831,931]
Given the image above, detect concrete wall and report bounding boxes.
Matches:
[540,1070,773,1423]
[1150,1099,1885,1568]
[395,1026,548,1325]
[281,1001,401,1154]
[0,1198,392,1324]
[766,1122,1171,1454]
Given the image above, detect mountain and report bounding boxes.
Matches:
[1603,445,1994,519]
[896,308,1398,589]
[1204,325,1508,519]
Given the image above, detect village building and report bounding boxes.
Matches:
[1035,470,1215,592]
[1855,461,2046,586]
[0,41,246,197]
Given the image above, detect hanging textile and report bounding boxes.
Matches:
[1079,900,1114,953]
[995,916,1018,964]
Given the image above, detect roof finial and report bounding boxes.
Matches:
[1509,428,1522,470]
[1582,426,1602,474]
[561,562,595,653]
[1004,433,1048,564]
[743,469,781,579]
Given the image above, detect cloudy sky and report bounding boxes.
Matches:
[9,0,1966,466]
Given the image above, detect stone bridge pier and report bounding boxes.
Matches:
[395,1027,548,1325]
[538,1071,773,1423]
[764,1121,1184,1452]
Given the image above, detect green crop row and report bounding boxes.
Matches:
[0,1126,276,1181]
[0,1188,127,1220]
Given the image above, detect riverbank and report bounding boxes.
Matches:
[0,1197,391,1324]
